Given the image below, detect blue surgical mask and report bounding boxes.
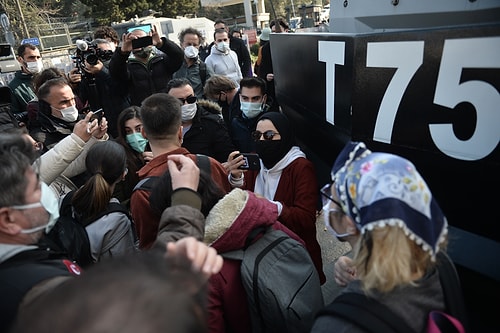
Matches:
[13,182,60,234]
[126,132,148,153]
[240,101,263,119]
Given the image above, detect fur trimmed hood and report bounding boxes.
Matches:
[204,188,279,253]
[197,99,222,115]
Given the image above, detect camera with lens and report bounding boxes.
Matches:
[73,40,113,74]
[82,47,112,66]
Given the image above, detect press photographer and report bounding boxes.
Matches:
[69,38,130,137]
[74,39,113,75]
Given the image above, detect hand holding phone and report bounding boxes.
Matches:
[131,36,153,49]
[236,153,260,170]
[83,108,104,125]
[91,109,104,124]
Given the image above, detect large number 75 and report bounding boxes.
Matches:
[319,37,500,161]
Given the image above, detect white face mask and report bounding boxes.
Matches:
[184,45,199,59]
[53,105,79,122]
[240,101,263,119]
[26,59,44,74]
[216,42,230,53]
[181,103,197,121]
[13,182,60,234]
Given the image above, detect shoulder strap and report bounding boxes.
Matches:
[59,191,75,217]
[316,292,416,333]
[436,252,469,331]
[220,226,269,260]
[90,201,137,242]
[196,154,211,175]
[199,61,207,87]
[91,202,131,222]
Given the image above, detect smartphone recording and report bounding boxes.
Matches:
[237,153,260,170]
[132,36,153,49]
[84,108,104,124]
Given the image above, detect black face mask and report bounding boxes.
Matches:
[255,140,288,169]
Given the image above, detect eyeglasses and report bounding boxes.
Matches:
[178,95,197,104]
[320,183,351,238]
[251,130,280,141]
[320,183,343,209]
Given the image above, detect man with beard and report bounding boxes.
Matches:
[109,25,184,106]
[8,43,43,122]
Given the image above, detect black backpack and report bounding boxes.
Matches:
[46,191,132,267]
[222,226,325,333]
[315,251,468,333]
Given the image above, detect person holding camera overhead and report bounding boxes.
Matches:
[109,24,184,106]
[69,38,130,138]
[226,111,326,284]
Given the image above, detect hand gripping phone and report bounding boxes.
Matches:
[83,108,103,124]
[131,36,153,49]
[237,153,260,170]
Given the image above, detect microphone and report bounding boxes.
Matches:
[76,40,88,51]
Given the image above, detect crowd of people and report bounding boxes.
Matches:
[0,17,467,333]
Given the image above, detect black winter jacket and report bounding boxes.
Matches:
[182,99,236,163]
[109,37,183,106]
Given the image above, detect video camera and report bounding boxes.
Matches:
[73,40,113,74]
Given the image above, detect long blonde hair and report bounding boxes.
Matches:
[352,225,447,293]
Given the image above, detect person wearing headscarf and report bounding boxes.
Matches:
[312,141,458,332]
[226,112,325,284]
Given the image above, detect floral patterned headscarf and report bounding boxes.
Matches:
[331,141,448,258]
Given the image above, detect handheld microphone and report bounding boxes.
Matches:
[75,40,88,51]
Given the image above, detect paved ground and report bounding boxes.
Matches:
[315,210,352,304]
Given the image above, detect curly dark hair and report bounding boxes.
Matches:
[178,27,204,45]
[94,26,120,44]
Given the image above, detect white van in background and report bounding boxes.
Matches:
[0,44,20,86]
[320,4,330,23]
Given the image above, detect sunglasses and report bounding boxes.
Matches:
[251,130,280,141]
[178,95,197,104]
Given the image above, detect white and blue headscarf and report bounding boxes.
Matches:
[331,141,448,258]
